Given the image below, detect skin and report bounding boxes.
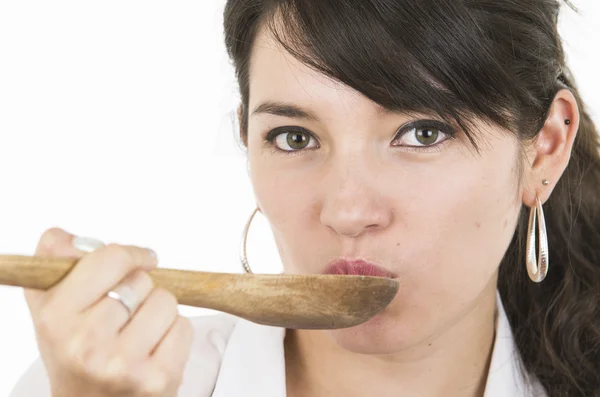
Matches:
[24,228,193,397]
[241,26,580,397]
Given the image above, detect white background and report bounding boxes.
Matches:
[0,1,598,395]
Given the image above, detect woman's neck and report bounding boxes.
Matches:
[284,289,497,397]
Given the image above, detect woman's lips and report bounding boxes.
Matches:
[322,258,398,279]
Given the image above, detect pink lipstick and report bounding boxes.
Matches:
[322,258,398,279]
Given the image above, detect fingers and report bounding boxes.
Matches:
[45,238,158,314]
[23,227,194,397]
[117,288,179,361]
[25,227,94,310]
[73,269,155,349]
[85,293,192,396]
[150,316,194,390]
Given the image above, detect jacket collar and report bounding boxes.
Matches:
[483,291,546,397]
[211,313,287,396]
[212,290,544,397]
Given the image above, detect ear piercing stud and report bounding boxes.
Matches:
[542,179,550,186]
[565,119,571,125]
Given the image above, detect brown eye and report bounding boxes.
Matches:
[286,131,310,150]
[393,120,454,148]
[266,127,318,153]
[415,127,439,145]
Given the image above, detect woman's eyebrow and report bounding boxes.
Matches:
[251,100,319,121]
[251,100,402,121]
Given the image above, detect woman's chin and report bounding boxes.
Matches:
[325,311,408,355]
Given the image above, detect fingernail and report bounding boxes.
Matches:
[72,236,105,253]
[147,248,157,260]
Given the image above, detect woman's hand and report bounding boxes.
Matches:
[23,227,194,397]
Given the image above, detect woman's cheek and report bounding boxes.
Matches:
[390,171,505,300]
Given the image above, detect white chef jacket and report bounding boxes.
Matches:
[11,290,548,397]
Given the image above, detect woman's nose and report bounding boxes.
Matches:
[321,203,391,238]
[319,162,393,238]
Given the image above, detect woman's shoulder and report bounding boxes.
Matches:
[10,312,241,397]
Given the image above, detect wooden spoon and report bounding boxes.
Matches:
[0,254,399,329]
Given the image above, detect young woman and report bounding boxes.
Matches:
[11,0,600,396]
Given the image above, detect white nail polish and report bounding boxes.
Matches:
[147,248,157,259]
[72,236,105,253]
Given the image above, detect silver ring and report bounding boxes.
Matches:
[107,284,140,317]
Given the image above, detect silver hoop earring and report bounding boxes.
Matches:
[240,206,260,273]
[526,196,549,282]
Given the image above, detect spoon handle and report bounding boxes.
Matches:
[0,254,236,308]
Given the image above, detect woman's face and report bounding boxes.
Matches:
[245,28,525,354]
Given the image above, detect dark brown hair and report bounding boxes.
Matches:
[223,0,600,395]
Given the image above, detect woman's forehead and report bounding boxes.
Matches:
[245,14,517,149]
[248,29,385,119]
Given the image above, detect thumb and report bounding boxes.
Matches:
[24,227,105,310]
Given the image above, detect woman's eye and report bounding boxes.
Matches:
[393,120,454,148]
[264,120,454,154]
[266,128,318,153]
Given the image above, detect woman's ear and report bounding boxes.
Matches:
[522,89,580,207]
[237,104,243,124]
[237,104,247,147]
